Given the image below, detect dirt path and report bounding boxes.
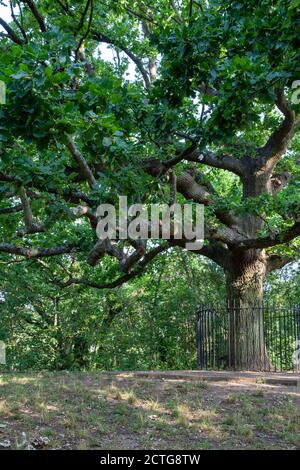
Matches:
[123,370,300,387]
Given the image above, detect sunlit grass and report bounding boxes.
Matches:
[0,371,298,450]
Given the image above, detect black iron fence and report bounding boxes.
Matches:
[197,304,300,372]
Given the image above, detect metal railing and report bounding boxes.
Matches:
[197,304,300,372]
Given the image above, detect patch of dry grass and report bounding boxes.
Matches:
[0,372,299,450]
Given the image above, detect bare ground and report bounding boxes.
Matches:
[0,371,299,450]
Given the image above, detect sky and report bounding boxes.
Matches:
[0,3,10,23]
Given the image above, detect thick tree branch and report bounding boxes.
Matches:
[0,17,23,44]
[205,225,245,246]
[87,237,147,273]
[165,134,198,167]
[19,186,34,228]
[164,134,244,176]
[54,0,70,14]
[93,31,151,90]
[0,170,93,205]
[0,171,21,183]
[121,239,147,273]
[75,0,92,34]
[0,204,23,214]
[22,0,46,32]
[58,243,168,290]
[144,159,237,227]
[186,149,245,176]
[258,89,298,169]
[169,0,183,24]
[75,0,94,65]
[16,186,46,236]
[9,0,27,40]
[71,205,97,227]
[122,5,154,24]
[60,189,93,206]
[169,238,229,269]
[86,239,105,267]
[87,238,125,267]
[266,254,297,272]
[269,171,291,195]
[236,221,300,250]
[65,134,97,188]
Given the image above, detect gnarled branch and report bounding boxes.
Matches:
[258,89,298,169]
[236,221,300,250]
[16,186,46,237]
[144,159,237,227]
[186,149,245,176]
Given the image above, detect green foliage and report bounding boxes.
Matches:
[0,251,298,372]
[0,250,224,371]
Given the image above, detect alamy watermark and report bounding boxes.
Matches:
[0,80,6,105]
[96,196,204,250]
[0,341,6,365]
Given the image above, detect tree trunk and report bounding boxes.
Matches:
[225,248,272,370]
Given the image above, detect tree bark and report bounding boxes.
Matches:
[225,248,272,370]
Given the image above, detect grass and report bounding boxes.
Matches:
[0,371,299,450]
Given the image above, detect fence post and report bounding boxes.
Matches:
[197,308,203,369]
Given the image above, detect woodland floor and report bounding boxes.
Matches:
[0,371,299,450]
